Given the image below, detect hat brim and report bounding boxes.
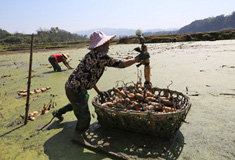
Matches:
[62,54,70,61]
[88,35,116,50]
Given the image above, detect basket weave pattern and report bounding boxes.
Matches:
[92,87,191,137]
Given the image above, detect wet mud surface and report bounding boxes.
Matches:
[0,40,235,159]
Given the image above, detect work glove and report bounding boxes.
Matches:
[135,52,150,62]
[134,47,141,53]
[98,91,110,98]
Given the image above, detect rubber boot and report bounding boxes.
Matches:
[52,110,64,122]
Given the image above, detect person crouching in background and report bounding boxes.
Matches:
[48,53,73,72]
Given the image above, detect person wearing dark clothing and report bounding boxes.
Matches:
[52,31,149,133]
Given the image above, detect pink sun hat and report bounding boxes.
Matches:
[88,31,116,50]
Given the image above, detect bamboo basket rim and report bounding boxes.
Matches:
[92,86,191,116]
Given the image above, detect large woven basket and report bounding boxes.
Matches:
[92,86,191,138]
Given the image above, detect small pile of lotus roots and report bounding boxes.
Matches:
[101,82,181,113]
[18,86,51,96]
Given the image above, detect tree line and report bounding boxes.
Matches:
[0,27,88,44]
[178,11,235,34]
[143,11,235,36]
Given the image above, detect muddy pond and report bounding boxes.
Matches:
[0,40,234,159]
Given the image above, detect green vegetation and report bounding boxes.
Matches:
[119,29,235,44]
[143,30,178,36]
[0,27,89,53]
[178,12,235,33]
[143,11,235,36]
[0,28,11,39]
[1,25,235,53]
[135,29,142,36]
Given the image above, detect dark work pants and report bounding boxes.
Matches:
[57,86,90,132]
[48,56,62,72]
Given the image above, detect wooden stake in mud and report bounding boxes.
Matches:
[24,34,34,125]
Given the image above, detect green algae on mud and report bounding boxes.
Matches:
[0,47,136,160]
[0,41,235,159]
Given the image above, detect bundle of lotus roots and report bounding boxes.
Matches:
[28,100,57,121]
[100,83,182,113]
[18,86,51,96]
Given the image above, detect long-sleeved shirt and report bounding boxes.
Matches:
[66,50,124,93]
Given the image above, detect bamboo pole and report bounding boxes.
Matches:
[24,34,34,125]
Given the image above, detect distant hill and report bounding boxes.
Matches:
[178,11,235,34]
[143,29,178,36]
[140,11,235,36]
[77,10,235,37]
[76,10,235,37]
[76,28,177,37]
[76,28,136,37]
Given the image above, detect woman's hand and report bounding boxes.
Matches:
[135,52,150,62]
[98,91,109,98]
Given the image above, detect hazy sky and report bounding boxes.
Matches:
[0,0,234,34]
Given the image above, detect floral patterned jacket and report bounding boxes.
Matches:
[66,50,124,93]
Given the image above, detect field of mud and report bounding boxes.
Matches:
[0,40,234,160]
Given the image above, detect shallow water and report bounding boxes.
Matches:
[0,41,235,159]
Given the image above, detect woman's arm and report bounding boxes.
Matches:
[106,53,146,69]
[121,52,150,68]
[94,84,109,97]
[63,61,73,69]
[122,57,139,68]
[94,84,101,94]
